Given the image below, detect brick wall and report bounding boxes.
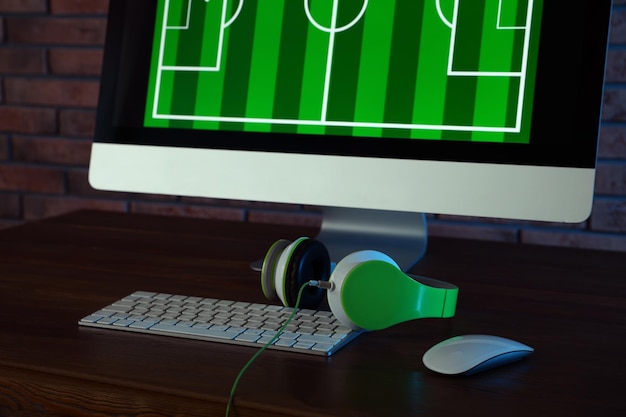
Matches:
[1,0,625,253]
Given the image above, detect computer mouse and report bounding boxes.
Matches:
[422,334,534,376]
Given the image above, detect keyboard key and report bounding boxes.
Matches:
[236,333,261,343]
[103,304,132,313]
[275,339,296,348]
[293,341,315,350]
[80,315,103,323]
[312,344,335,353]
[151,323,242,340]
[133,291,157,298]
[256,336,277,345]
[297,334,342,345]
[112,319,135,327]
[96,317,118,325]
[129,321,156,330]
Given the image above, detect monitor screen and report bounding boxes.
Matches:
[90,0,612,267]
[145,0,539,144]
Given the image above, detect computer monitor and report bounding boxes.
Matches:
[89,0,612,271]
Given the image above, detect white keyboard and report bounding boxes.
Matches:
[79,291,362,356]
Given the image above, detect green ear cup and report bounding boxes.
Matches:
[338,260,458,331]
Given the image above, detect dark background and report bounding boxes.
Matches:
[1,0,625,253]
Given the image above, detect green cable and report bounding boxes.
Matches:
[226,281,312,417]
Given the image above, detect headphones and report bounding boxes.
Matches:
[261,237,459,331]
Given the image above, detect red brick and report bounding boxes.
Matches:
[605,50,626,83]
[594,162,626,196]
[0,106,57,134]
[0,47,46,74]
[178,196,251,209]
[436,213,585,229]
[0,192,20,217]
[131,201,245,222]
[67,169,100,197]
[611,10,626,45]
[599,126,626,159]
[50,0,109,14]
[590,199,626,233]
[4,78,99,107]
[0,165,64,193]
[521,229,626,252]
[0,0,47,13]
[181,196,302,211]
[11,136,91,166]
[23,195,126,221]
[602,89,626,122]
[248,209,322,228]
[427,221,519,243]
[6,17,106,46]
[247,200,304,211]
[59,109,96,137]
[49,48,103,76]
[0,134,7,160]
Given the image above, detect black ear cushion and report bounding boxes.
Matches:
[285,239,331,309]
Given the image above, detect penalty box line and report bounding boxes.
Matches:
[151,112,524,134]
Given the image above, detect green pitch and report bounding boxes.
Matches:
[144,0,542,143]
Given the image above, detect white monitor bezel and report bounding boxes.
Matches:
[90,142,596,223]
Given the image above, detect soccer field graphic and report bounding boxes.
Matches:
[145,0,543,143]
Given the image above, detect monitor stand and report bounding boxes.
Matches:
[316,206,427,272]
[251,207,427,273]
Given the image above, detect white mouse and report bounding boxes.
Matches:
[422,334,534,375]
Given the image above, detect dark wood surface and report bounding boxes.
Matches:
[0,210,624,417]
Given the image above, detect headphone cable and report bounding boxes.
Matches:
[226,281,312,416]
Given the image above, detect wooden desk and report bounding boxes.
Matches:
[0,211,624,417]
